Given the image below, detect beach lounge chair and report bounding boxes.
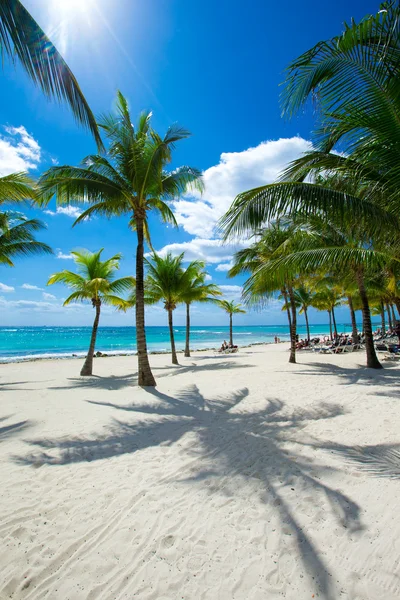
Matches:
[333,344,355,354]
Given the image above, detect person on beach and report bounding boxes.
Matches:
[395,322,400,344]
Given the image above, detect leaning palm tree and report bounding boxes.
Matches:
[0,0,101,147]
[215,299,246,346]
[48,249,134,376]
[142,253,202,365]
[180,264,221,357]
[0,211,52,266]
[38,92,203,385]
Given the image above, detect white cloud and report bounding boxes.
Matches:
[219,285,243,299]
[0,125,41,175]
[44,206,82,218]
[21,283,44,291]
[172,137,312,238]
[153,238,246,264]
[43,292,56,301]
[0,282,15,293]
[215,262,233,272]
[204,274,212,281]
[56,251,73,260]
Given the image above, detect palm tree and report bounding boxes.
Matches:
[0,211,52,266]
[141,253,203,365]
[48,249,134,376]
[38,92,203,385]
[215,299,246,346]
[180,264,221,357]
[0,0,102,147]
[281,3,400,200]
[293,285,314,342]
[229,224,299,363]
[220,168,400,369]
[311,284,342,341]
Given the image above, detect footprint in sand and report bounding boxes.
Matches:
[161,534,175,548]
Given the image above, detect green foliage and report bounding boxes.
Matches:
[0,211,52,266]
[38,93,203,245]
[215,299,246,315]
[48,248,134,307]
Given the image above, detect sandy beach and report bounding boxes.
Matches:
[1,344,400,600]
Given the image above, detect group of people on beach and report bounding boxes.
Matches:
[219,340,238,352]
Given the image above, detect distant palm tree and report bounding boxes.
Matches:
[180,264,221,357]
[39,92,203,385]
[48,249,134,376]
[142,253,203,365]
[215,299,246,346]
[0,0,102,147]
[0,211,52,266]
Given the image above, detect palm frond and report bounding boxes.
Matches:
[0,0,103,149]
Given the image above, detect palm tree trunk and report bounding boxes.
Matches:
[282,288,292,330]
[229,313,233,346]
[332,306,338,338]
[288,285,297,364]
[390,304,396,326]
[380,301,386,334]
[184,302,190,357]
[395,299,400,319]
[328,310,332,340]
[386,302,393,330]
[135,217,156,386]
[304,306,310,342]
[348,295,358,344]
[355,269,382,369]
[80,300,101,376]
[168,308,178,365]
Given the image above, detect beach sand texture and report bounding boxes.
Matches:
[1,344,399,600]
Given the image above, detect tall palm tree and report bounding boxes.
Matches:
[0,0,102,147]
[38,92,203,385]
[142,253,203,365]
[48,249,134,376]
[180,264,221,357]
[215,299,246,346]
[0,211,52,266]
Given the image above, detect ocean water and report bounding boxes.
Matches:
[0,323,369,362]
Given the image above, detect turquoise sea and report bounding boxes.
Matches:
[0,323,373,362]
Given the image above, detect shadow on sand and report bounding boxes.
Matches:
[47,360,254,391]
[15,383,370,599]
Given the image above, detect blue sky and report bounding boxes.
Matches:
[0,0,379,327]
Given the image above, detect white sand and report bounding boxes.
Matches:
[1,344,399,600]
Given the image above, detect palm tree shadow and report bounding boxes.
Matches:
[47,361,254,391]
[0,419,31,441]
[15,385,364,599]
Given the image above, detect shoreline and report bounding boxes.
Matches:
[0,339,287,364]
